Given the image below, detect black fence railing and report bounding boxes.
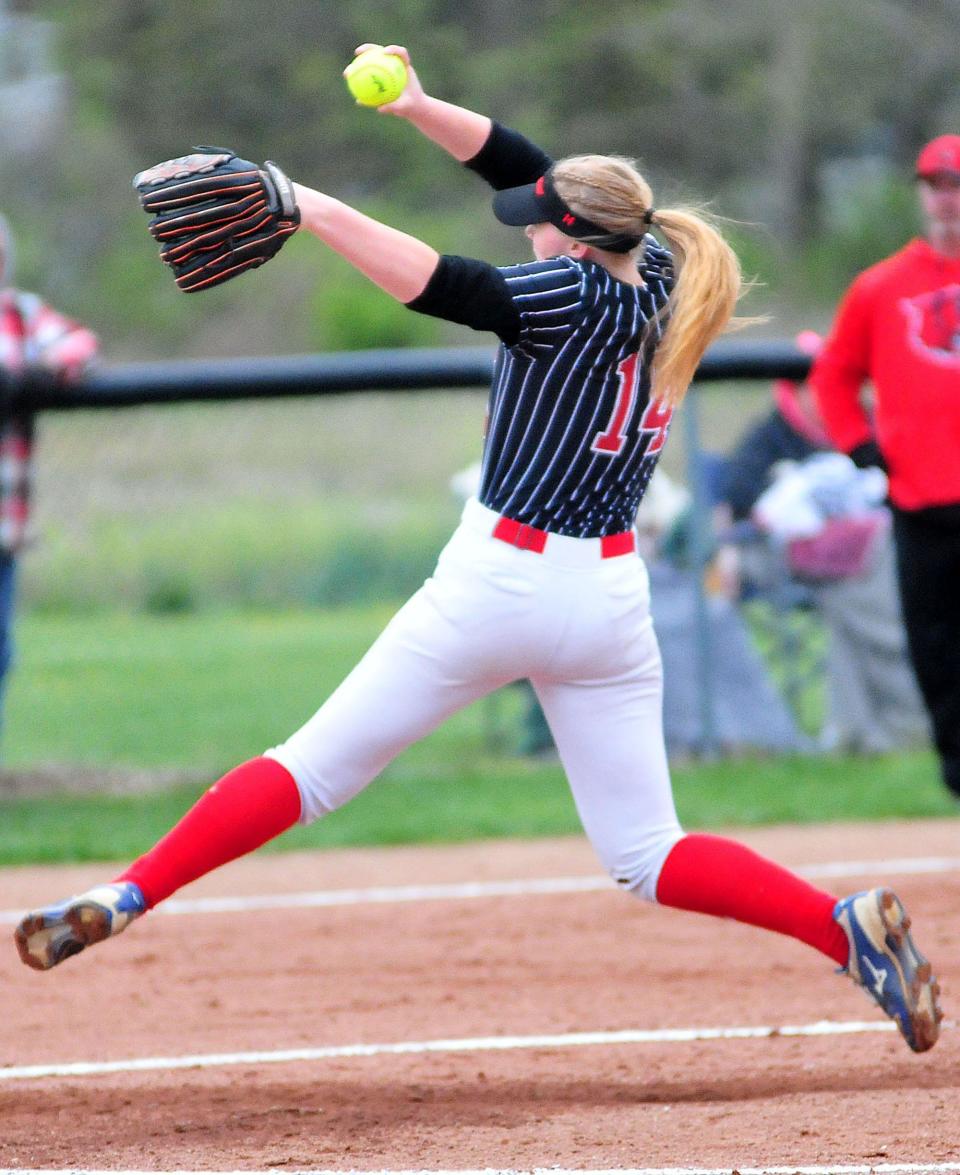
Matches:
[2,340,812,413]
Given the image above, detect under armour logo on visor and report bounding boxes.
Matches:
[562,213,576,226]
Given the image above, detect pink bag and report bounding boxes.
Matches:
[787,512,887,581]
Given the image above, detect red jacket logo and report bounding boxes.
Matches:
[901,285,960,366]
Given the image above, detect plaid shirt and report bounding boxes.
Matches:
[0,289,98,551]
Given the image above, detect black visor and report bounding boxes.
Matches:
[492,167,642,254]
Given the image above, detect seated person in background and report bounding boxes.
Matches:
[716,332,928,755]
[724,330,830,524]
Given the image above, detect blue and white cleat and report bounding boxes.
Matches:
[14,881,147,971]
[834,887,942,1053]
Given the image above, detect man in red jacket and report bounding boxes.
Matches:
[811,133,960,797]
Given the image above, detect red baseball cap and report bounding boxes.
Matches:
[915,134,960,179]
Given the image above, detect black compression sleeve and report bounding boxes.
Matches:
[406,255,520,345]
[464,121,554,191]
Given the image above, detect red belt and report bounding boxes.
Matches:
[491,515,636,558]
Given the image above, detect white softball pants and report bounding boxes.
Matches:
[266,498,684,900]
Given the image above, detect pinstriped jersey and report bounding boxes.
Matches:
[478,239,675,537]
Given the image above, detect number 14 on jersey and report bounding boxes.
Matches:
[591,350,672,457]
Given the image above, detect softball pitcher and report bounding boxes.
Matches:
[15,46,941,1053]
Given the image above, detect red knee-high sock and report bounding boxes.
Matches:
[656,833,849,966]
[116,757,302,908]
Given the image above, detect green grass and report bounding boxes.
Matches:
[1,745,952,868]
[0,607,955,866]
[5,608,398,770]
[25,495,457,614]
[27,397,482,614]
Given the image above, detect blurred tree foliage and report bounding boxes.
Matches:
[3,0,959,357]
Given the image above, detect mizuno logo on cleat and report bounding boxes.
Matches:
[863,956,888,996]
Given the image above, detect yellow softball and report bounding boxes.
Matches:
[344,48,408,108]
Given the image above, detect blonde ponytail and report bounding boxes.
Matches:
[553,156,747,408]
[648,206,743,407]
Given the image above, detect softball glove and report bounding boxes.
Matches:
[133,148,300,292]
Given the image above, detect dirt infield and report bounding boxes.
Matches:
[1,819,959,1171]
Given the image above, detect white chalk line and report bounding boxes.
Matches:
[4,1166,960,1175]
[2,1016,953,1083]
[0,855,957,925]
